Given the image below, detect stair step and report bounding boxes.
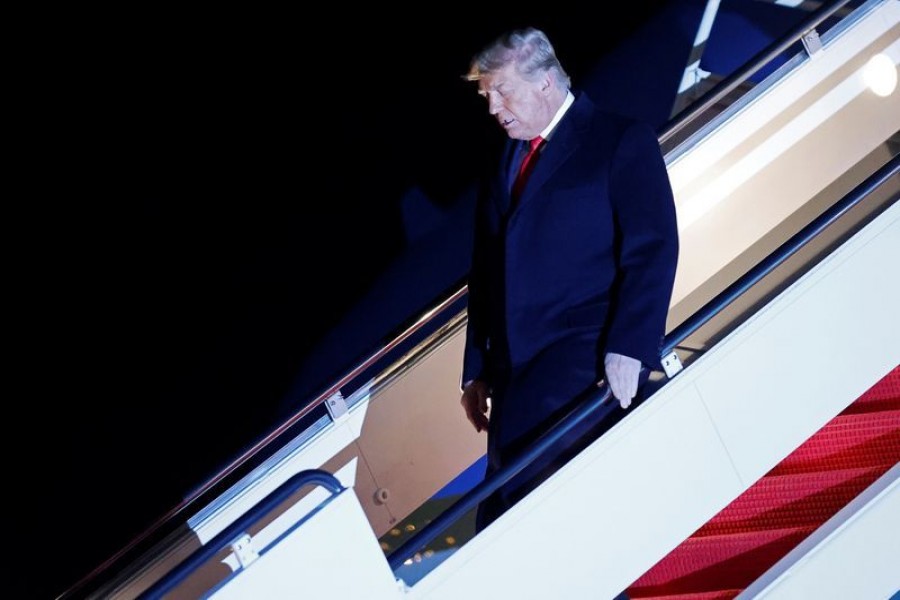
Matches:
[842,394,900,414]
[695,465,885,536]
[628,527,814,596]
[844,366,900,414]
[769,409,900,475]
[628,590,743,600]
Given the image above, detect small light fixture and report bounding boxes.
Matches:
[862,53,897,97]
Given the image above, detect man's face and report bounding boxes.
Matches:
[478,63,554,141]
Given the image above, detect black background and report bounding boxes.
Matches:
[17,4,673,597]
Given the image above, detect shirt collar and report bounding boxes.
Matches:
[539,90,575,140]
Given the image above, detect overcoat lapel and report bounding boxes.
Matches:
[513,93,592,211]
[492,139,525,218]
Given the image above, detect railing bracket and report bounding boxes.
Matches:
[661,351,684,378]
[802,28,823,57]
[325,390,349,421]
[230,534,259,569]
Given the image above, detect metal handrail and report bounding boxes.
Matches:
[658,0,854,145]
[386,154,899,571]
[139,469,344,599]
[186,284,469,504]
[386,384,618,571]
[63,284,472,600]
[662,154,899,355]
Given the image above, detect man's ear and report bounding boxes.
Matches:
[541,71,554,92]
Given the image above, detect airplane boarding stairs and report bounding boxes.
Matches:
[67,2,900,597]
[388,200,900,600]
[137,197,900,599]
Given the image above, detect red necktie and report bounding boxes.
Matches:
[512,136,544,201]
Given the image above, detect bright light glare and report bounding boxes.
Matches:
[862,53,897,97]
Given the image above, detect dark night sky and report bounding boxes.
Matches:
[19,4,676,597]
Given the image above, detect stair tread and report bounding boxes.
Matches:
[629,526,813,593]
[770,410,899,474]
[629,590,742,600]
[848,367,900,407]
[648,524,812,552]
[695,465,885,535]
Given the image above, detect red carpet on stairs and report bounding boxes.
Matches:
[626,364,900,600]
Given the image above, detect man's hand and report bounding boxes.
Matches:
[461,380,491,432]
[599,352,642,409]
